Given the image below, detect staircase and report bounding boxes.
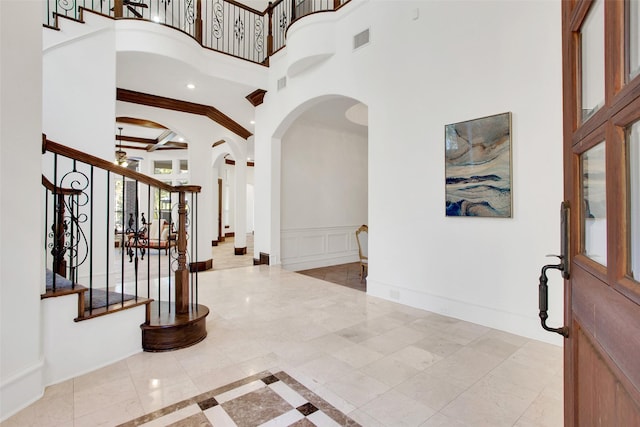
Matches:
[41,136,208,373]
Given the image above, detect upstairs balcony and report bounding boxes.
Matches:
[44,0,352,65]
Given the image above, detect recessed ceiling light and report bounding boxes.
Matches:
[250,120,255,124]
[152,16,161,23]
[178,137,184,142]
[186,83,195,89]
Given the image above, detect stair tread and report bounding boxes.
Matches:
[78,297,153,321]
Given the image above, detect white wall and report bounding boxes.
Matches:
[281,121,367,229]
[42,295,146,385]
[280,120,367,269]
[223,163,236,233]
[254,0,564,344]
[43,13,115,160]
[0,0,45,420]
[42,13,117,283]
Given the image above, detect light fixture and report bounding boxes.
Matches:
[186,83,195,89]
[152,16,161,23]
[115,127,128,168]
[250,120,255,125]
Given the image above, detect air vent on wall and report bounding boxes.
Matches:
[353,28,370,50]
[277,76,287,91]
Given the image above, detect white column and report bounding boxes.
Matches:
[233,159,248,252]
[0,0,45,420]
[211,166,220,243]
[269,138,281,265]
[188,140,214,264]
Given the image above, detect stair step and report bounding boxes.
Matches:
[78,297,153,321]
[142,301,209,352]
[42,270,153,322]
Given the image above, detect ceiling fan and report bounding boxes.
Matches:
[115,127,129,167]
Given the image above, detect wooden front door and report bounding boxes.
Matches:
[559,1,640,424]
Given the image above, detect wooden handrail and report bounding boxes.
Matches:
[225,0,264,14]
[42,175,83,196]
[43,136,201,194]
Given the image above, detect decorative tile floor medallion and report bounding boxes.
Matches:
[117,371,360,427]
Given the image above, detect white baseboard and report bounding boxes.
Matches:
[0,359,44,422]
[367,278,563,346]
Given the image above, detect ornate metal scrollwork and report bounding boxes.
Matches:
[48,169,90,278]
[58,0,75,12]
[234,17,244,41]
[254,18,264,53]
[125,213,147,263]
[279,11,288,31]
[185,0,195,24]
[212,1,224,39]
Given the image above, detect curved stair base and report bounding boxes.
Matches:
[141,301,209,352]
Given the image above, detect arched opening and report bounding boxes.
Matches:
[212,141,255,269]
[276,95,368,285]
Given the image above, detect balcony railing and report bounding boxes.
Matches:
[44,0,351,64]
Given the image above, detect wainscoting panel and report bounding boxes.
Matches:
[327,233,349,254]
[281,226,360,271]
[300,235,325,257]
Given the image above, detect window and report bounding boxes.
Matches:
[154,160,172,174]
[582,141,607,266]
[179,160,188,174]
[580,0,605,122]
[154,181,173,221]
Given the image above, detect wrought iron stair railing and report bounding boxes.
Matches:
[44,0,351,64]
[42,135,207,351]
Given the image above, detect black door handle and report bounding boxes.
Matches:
[538,257,569,338]
[537,201,570,338]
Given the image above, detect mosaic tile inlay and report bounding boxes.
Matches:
[117,371,361,427]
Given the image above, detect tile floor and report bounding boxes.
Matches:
[211,235,255,270]
[117,370,359,426]
[3,266,563,427]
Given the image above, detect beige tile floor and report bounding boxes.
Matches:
[3,264,563,427]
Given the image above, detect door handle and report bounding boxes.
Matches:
[538,202,570,338]
[539,257,569,337]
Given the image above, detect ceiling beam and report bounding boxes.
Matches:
[116,116,167,129]
[116,135,157,145]
[147,130,176,152]
[117,88,252,140]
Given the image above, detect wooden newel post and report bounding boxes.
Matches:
[267,2,273,58]
[114,0,123,17]
[195,0,203,44]
[175,191,190,314]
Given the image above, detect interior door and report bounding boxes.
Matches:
[559,0,640,424]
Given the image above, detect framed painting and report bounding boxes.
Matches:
[445,112,512,217]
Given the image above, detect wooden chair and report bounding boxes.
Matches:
[355,224,368,281]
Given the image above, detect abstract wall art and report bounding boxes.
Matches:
[445,112,512,217]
